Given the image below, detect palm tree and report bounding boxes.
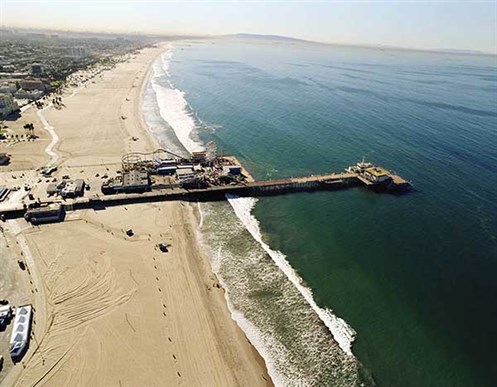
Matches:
[23,123,35,137]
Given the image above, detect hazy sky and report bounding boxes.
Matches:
[2,0,496,54]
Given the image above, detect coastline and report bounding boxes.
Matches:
[1,43,271,386]
[144,44,273,384]
[158,42,365,385]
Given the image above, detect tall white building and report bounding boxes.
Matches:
[0,93,19,118]
[69,46,89,58]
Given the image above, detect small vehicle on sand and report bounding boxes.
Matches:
[157,243,170,253]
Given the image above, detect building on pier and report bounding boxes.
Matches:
[60,179,85,198]
[222,165,242,176]
[191,151,207,163]
[362,167,390,184]
[101,170,151,195]
[156,166,177,176]
[176,168,195,181]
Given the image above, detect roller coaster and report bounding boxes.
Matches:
[121,148,187,172]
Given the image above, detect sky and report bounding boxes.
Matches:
[1,0,496,54]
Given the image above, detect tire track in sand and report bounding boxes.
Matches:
[15,224,137,386]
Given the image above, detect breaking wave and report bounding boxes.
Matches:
[150,45,204,153]
[226,195,357,355]
[197,200,364,386]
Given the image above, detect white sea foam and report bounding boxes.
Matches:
[225,301,288,387]
[195,206,289,387]
[150,46,204,153]
[226,195,357,356]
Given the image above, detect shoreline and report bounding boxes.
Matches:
[152,41,363,385]
[141,44,277,381]
[1,43,272,386]
[147,42,274,384]
[142,43,273,384]
[189,201,273,384]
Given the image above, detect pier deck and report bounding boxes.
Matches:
[0,168,410,221]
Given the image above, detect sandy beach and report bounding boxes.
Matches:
[0,44,270,386]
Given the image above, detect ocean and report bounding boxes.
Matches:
[142,39,497,386]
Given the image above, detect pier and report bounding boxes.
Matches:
[0,162,411,221]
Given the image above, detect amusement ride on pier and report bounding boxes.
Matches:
[1,147,411,224]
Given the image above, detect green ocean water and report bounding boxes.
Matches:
[144,39,497,386]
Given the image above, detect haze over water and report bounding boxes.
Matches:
[143,38,497,386]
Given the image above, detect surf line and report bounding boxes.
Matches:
[197,201,204,229]
[226,194,357,356]
[150,45,205,154]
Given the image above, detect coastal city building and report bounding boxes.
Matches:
[14,89,43,100]
[30,63,45,75]
[0,93,19,118]
[69,46,89,58]
[19,79,46,91]
[0,81,17,94]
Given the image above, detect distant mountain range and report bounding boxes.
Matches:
[224,33,311,43]
[223,33,491,56]
[432,48,487,55]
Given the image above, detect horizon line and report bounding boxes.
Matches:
[2,23,495,57]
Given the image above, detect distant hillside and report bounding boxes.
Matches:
[224,33,311,43]
[432,48,487,55]
[222,33,494,56]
